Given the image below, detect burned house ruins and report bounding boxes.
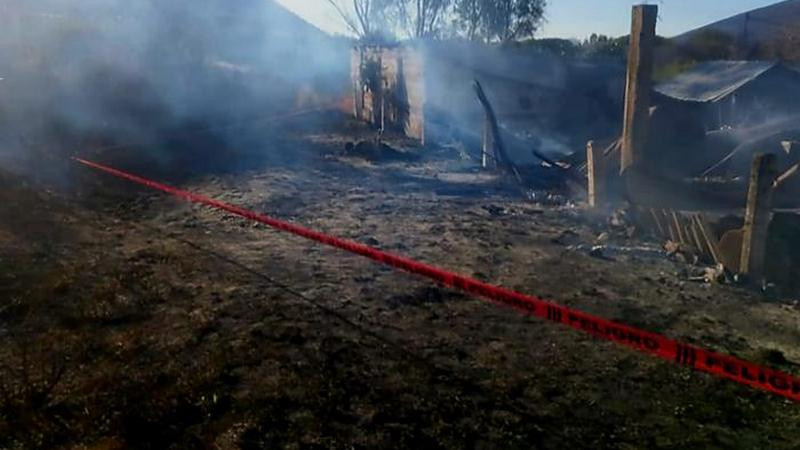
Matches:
[3,0,800,447]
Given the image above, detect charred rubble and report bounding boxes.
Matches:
[347,12,800,297]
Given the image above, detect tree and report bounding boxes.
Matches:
[486,0,546,43]
[521,38,580,57]
[325,0,393,39]
[580,34,628,59]
[453,0,546,43]
[327,0,547,43]
[453,0,485,41]
[394,0,453,38]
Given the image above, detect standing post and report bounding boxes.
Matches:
[587,141,606,208]
[351,47,364,120]
[620,4,658,174]
[740,153,777,282]
[482,118,494,169]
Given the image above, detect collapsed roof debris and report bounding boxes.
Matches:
[654,60,797,103]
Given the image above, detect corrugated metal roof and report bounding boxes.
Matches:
[654,60,778,103]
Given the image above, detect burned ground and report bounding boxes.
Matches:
[1,113,800,448]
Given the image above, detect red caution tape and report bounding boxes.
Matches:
[74,156,800,403]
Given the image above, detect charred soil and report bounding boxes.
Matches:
[1,114,799,448]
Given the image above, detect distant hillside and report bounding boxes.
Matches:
[669,0,800,61]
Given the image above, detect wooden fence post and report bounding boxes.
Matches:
[587,141,606,208]
[482,118,494,169]
[620,4,658,174]
[740,153,777,281]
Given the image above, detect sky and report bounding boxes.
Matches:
[275,0,782,39]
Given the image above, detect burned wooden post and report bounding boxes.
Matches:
[740,153,777,281]
[587,141,606,208]
[482,117,496,169]
[774,162,799,190]
[620,4,658,174]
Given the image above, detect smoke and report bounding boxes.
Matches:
[0,0,349,179]
[419,40,625,164]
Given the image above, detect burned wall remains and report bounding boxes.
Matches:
[351,45,425,144]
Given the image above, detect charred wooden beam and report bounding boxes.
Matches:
[773,162,799,190]
[695,214,723,266]
[671,211,687,244]
[740,153,777,281]
[529,148,585,185]
[689,219,707,258]
[661,209,677,242]
[718,228,743,273]
[649,208,666,237]
[621,5,657,174]
[473,80,522,183]
[604,138,622,157]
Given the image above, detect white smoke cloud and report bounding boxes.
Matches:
[0,0,350,175]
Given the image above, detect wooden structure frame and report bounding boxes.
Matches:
[586,5,791,285]
[635,153,779,282]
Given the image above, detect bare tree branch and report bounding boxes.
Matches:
[327,0,390,38]
[325,0,363,36]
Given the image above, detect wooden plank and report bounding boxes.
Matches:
[681,215,696,248]
[603,139,622,157]
[718,228,743,273]
[689,218,706,256]
[662,209,677,241]
[620,4,658,174]
[773,162,799,190]
[695,214,722,265]
[587,140,606,208]
[672,211,687,244]
[740,153,777,280]
[649,208,666,237]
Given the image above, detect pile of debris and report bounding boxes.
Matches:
[340,138,418,163]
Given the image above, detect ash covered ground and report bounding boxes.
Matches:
[1,112,799,448]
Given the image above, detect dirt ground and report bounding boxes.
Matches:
[2,113,800,448]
